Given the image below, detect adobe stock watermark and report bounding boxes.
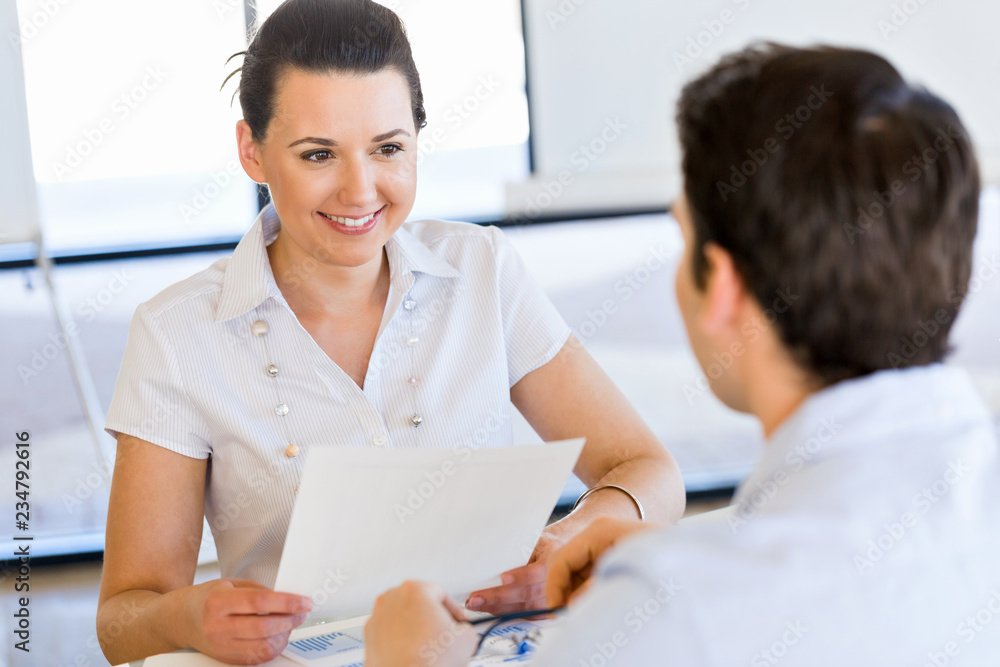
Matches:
[715,84,834,202]
[409,603,478,666]
[672,0,756,72]
[92,599,144,666]
[886,246,1000,369]
[212,0,242,20]
[682,287,800,405]
[853,459,969,575]
[417,75,502,165]
[728,417,842,533]
[365,281,468,384]
[393,448,473,524]
[50,65,169,180]
[544,0,590,31]
[179,160,244,223]
[212,464,291,531]
[750,620,809,666]
[510,117,628,224]
[17,268,136,386]
[887,308,953,369]
[578,578,682,667]
[567,245,674,349]
[843,125,966,244]
[7,0,74,54]
[308,567,351,609]
[948,253,1000,303]
[392,407,512,524]
[878,0,933,40]
[922,589,1000,667]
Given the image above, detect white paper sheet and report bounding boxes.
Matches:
[273,438,585,622]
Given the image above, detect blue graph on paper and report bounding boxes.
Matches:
[472,622,541,663]
[285,631,364,660]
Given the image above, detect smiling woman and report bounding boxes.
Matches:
[246,69,417,275]
[94,0,685,664]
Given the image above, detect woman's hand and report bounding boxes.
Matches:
[365,581,478,667]
[465,521,574,615]
[184,578,313,665]
[545,516,658,608]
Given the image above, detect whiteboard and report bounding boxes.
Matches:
[0,0,41,246]
[511,0,1000,217]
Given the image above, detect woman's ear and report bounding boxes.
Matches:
[236,120,267,184]
[699,242,748,338]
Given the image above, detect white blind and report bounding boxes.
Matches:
[0,0,39,246]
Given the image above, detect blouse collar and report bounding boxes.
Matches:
[215,203,461,323]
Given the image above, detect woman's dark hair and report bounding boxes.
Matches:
[222,0,427,141]
[676,43,980,386]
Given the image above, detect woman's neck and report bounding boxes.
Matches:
[266,232,390,319]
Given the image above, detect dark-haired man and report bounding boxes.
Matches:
[364,43,1000,666]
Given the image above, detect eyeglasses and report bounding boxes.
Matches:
[470,606,566,657]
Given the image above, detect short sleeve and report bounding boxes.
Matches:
[489,226,573,387]
[105,302,212,459]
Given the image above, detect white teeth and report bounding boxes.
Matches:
[321,211,376,227]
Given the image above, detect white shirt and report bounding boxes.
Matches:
[536,364,1000,665]
[105,204,571,588]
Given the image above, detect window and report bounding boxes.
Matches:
[252,0,531,222]
[16,0,530,258]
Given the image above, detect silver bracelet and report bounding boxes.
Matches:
[571,484,645,522]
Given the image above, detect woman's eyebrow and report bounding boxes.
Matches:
[288,136,337,148]
[287,129,410,149]
[372,129,411,142]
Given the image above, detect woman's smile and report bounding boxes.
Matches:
[317,205,386,235]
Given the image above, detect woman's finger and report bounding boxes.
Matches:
[226,612,308,640]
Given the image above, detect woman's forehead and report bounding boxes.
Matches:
[268,67,414,139]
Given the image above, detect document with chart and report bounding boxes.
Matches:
[143,440,580,667]
[281,614,552,666]
[274,438,585,665]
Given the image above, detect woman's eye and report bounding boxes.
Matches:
[303,150,332,162]
[376,143,403,156]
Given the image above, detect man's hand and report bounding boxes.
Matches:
[365,581,478,667]
[545,516,658,608]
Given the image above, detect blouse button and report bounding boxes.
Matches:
[406,336,419,347]
[408,376,420,386]
[267,364,279,377]
[372,433,388,447]
[275,403,289,416]
[404,299,417,311]
[252,320,268,337]
[285,443,299,458]
[411,414,423,427]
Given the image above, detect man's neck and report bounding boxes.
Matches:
[742,351,818,439]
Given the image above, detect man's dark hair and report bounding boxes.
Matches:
[223,0,426,141]
[676,43,980,386]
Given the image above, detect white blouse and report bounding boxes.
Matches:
[105,204,572,588]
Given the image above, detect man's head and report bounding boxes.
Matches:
[672,43,980,417]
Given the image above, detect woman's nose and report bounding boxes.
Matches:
[338,158,378,207]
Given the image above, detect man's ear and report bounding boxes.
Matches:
[236,120,267,184]
[699,242,748,337]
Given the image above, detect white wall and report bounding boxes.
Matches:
[510,0,1000,217]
